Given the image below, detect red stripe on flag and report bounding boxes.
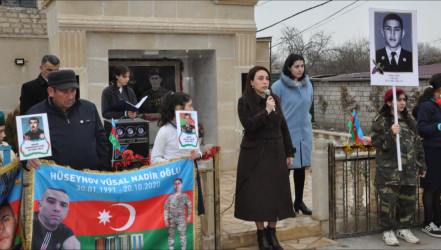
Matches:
[33,191,193,236]
[350,116,360,141]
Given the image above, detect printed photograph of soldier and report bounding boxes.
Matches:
[375,12,413,72]
[0,198,18,250]
[140,68,169,114]
[23,117,45,141]
[164,178,192,250]
[32,187,80,250]
[181,113,196,134]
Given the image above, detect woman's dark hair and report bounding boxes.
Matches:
[243,66,271,96]
[158,91,191,127]
[282,54,306,81]
[379,92,416,131]
[113,65,130,78]
[111,65,136,104]
[412,73,441,118]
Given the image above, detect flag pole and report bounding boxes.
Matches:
[392,86,402,171]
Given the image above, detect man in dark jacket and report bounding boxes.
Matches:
[20,55,60,115]
[25,69,110,171]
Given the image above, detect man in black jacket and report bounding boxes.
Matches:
[25,69,110,171]
[19,55,60,114]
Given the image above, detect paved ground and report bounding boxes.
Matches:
[318,229,441,249]
[220,168,314,235]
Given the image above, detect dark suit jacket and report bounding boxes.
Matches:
[375,48,413,73]
[20,74,48,115]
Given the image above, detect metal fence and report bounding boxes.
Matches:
[328,143,423,239]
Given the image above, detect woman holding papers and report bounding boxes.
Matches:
[101,65,138,119]
[235,66,295,250]
[412,73,441,238]
[371,88,426,246]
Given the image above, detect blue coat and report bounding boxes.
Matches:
[272,73,313,168]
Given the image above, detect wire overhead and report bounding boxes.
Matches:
[270,0,363,49]
[257,0,334,33]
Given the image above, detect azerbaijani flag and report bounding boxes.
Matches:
[109,118,121,156]
[347,110,364,142]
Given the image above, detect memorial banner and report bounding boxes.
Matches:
[23,159,195,250]
[0,160,23,250]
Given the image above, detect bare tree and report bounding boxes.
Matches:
[278,26,333,76]
[418,42,441,65]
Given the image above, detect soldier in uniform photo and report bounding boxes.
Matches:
[181,113,195,134]
[375,13,413,72]
[164,178,191,250]
[23,117,45,141]
[140,68,168,113]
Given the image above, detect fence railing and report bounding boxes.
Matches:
[328,143,423,239]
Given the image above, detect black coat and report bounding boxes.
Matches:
[20,74,48,115]
[234,92,296,221]
[27,98,111,171]
[375,48,413,72]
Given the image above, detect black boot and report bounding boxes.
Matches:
[294,201,312,215]
[266,226,283,250]
[257,229,271,250]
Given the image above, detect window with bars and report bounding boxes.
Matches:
[0,0,36,8]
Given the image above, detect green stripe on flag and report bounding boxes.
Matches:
[76,223,194,250]
[347,121,355,142]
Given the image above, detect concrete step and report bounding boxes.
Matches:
[220,218,321,249]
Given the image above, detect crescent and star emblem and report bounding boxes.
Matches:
[97,203,136,231]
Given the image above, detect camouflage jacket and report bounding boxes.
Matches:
[371,113,426,186]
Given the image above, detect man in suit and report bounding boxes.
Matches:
[19,55,60,114]
[375,13,413,72]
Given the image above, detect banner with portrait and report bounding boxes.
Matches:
[369,8,419,86]
[0,160,23,250]
[23,159,195,250]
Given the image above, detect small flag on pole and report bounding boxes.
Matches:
[347,110,364,142]
[109,118,121,156]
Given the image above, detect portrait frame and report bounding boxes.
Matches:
[109,60,181,117]
[15,113,52,160]
[369,8,419,86]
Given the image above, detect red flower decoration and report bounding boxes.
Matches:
[202,146,221,160]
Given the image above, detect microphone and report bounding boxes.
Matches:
[264,89,276,113]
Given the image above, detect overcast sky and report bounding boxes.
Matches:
[255,0,441,51]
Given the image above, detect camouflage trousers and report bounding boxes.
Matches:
[168,216,187,250]
[377,185,416,229]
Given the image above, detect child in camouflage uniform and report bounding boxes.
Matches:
[164,178,192,250]
[371,88,426,246]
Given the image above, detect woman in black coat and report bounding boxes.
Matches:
[235,66,296,250]
[412,73,441,237]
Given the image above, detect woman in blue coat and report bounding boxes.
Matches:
[272,54,313,215]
